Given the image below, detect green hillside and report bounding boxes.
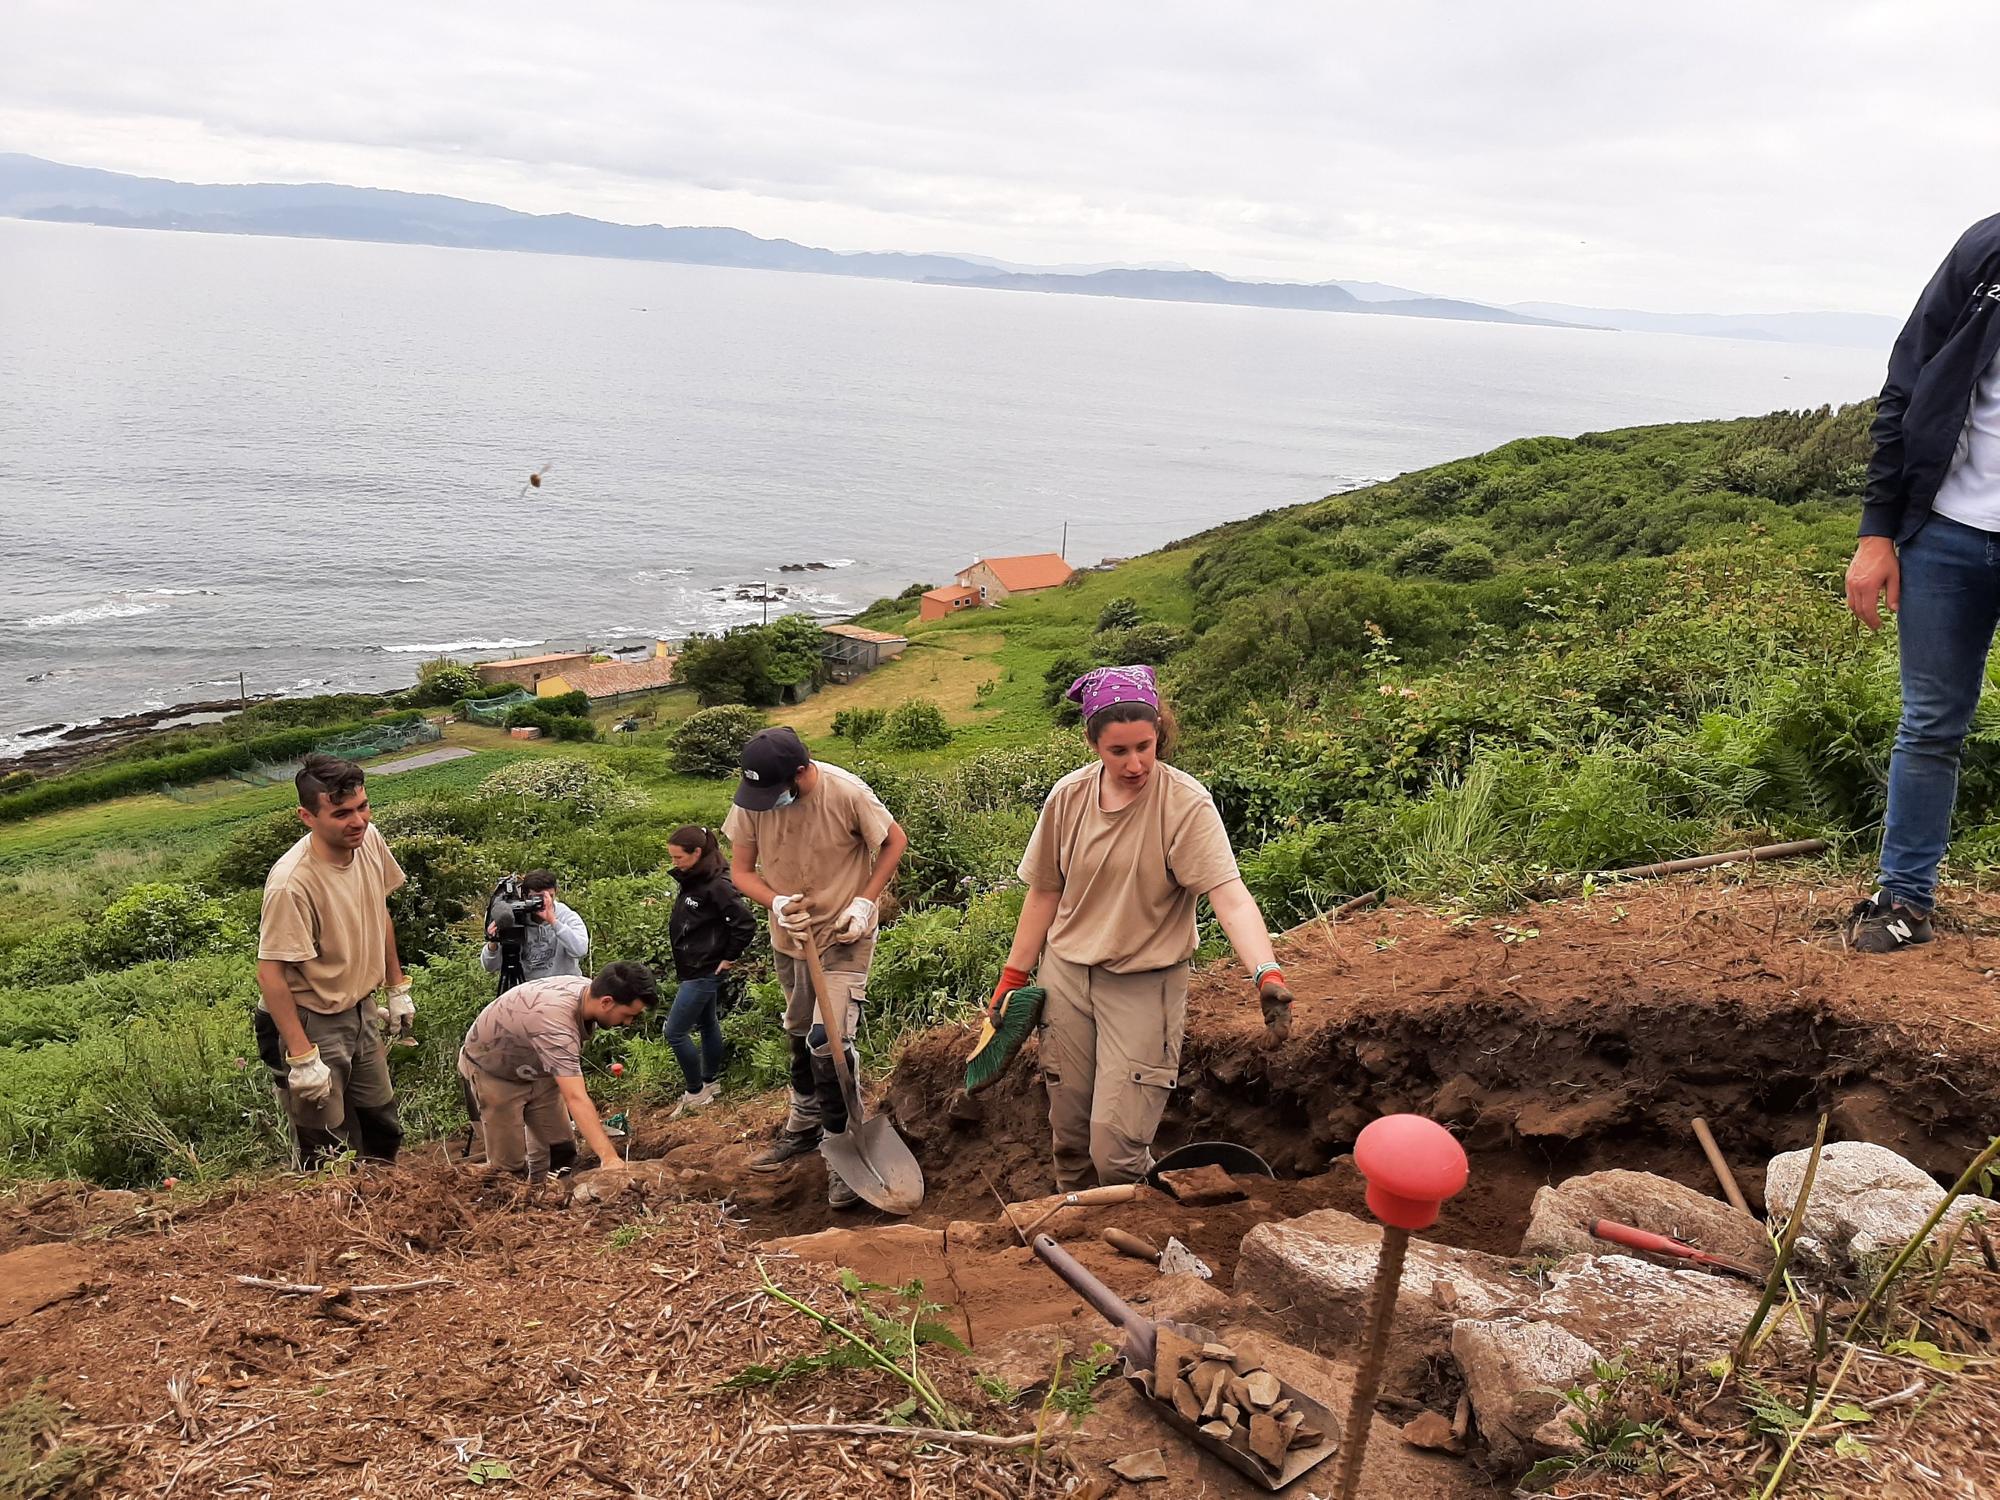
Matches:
[5,399,1995,1188]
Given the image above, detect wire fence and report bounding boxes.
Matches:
[158,720,444,803]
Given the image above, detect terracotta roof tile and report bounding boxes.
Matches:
[823,624,909,645]
[974,553,1074,591]
[566,656,679,698]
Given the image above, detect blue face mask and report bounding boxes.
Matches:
[770,789,797,810]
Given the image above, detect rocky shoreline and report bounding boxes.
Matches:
[0,694,282,779]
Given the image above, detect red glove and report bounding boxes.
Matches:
[989,966,1032,1023]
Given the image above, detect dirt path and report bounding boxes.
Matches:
[3,876,1996,1497]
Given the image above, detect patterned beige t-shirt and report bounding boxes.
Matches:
[461,976,595,1082]
[257,825,406,1014]
[1018,762,1239,974]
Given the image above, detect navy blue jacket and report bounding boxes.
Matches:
[1865,214,2000,540]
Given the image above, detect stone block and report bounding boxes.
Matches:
[1520,1168,1770,1270]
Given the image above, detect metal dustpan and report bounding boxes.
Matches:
[1032,1234,1340,1490]
[801,936,925,1215]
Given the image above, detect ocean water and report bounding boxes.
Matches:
[0,217,1887,752]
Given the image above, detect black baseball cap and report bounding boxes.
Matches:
[734,726,810,810]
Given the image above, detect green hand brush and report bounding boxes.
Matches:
[964,985,1045,1094]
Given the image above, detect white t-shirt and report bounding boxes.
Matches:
[1931,346,2000,533]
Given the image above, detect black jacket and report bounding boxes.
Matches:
[1864,213,2000,541]
[669,867,756,981]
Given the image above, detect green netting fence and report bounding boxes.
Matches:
[461,690,535,725]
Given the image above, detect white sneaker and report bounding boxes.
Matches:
[669,1082,720,1120]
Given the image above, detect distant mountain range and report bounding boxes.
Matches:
[0,153,1897,346]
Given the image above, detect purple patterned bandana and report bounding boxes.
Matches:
[1067,664,1160,719]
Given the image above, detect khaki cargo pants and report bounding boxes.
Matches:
[1038,951,1189,1190]
[253,1000,402,1168]
[456,1050,576,1178]
[773,939,870,1137]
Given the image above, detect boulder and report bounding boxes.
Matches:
[1519,1169,1770,1271]
[1764,1141,1999,1268]
[1236,1209,1523,1386]
[1450,1318,1603,1468]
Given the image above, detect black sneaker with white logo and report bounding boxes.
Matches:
[1848,892,1933,954]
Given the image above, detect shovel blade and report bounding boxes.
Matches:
[822,1116,926,1216]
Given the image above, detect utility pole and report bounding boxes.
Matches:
[758,583,769,627]
[238,671,246,709]
[1061,521,1068,560]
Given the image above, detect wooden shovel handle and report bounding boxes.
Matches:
[799,931,863,1124]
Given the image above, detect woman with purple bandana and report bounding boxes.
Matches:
[994,664,1295,1190]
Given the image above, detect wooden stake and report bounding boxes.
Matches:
[1691,1117,1753,1217]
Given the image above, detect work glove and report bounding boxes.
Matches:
[988,965,1033,1024]
[831,896,878,945]
[770,894,812,935]
[1256,968,1293,1047]
[384,980,416,1047]
[286,1046,334,1103]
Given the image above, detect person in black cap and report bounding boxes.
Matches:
[723,727,908,1208]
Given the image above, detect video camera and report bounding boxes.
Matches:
[486,874,546,992]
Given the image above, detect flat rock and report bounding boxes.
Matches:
[1108,1447,1169,1482]
[1520,1169,1770,1270]
[1450,1317,1604,1468]
[972,1323,1078,1397]
[0,1244,93,1327]
[769,1223,944,1261]
[1236,1208,1523,1386]
[1398,1410,1461,1452]
[1764,1141,2000,1268]
[1157,1164,1243,1205]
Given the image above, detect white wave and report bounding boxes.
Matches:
[378,637,544,655]
[144,588,217,597]
[395,577,434,585]
[0,724,72,759]
[20,598,165,629]
[629,567,694,582]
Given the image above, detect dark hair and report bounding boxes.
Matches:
[668,824,723,877]
[592,960,660,1009]
[1085,701,1178,761]
[296,753,366,812]
[521,869,559,893]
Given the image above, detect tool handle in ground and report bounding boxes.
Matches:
[1333,1224,1408,1500]
[1031,1232,1156,1371]
[1018,1182,1143,1237]
[1586,1218,1763,1280]
[1691,1115,1754,1218]
[798,930,865,1125]
[1103,1227,1163,1262]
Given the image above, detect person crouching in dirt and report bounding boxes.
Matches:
[255,753,414,1169]
[456,961,661,1179]
[664,825,756,1118]
[724,727,909,1208]
[994,666,1295,1191]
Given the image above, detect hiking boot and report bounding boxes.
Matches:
[750,1126,821,1171]
[1848,892,1933,953]
[668,1082,721,1120]
[827,1167,861,1210]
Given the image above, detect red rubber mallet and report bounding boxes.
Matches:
[1333,1115,1469,1500]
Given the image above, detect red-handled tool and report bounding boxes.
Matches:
[1586,1218,1764,1281]
[1333,1115,1469,1500]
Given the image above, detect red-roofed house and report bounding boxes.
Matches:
[476,651,592,692]
[954,553,1075,605]
[536,641,681,704]
[919,584,979,621]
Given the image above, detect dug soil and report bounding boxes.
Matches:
[4,876,1997,1497]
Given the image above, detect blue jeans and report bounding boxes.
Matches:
[1880,514,2000,911]
[665,976,726,1096]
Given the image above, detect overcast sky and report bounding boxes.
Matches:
[3,1,1993,316]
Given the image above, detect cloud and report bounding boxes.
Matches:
[2,0,1993,313]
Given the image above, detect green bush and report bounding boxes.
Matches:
[474,758,638,819]
[570,875,678,977]
[832,707,887,744]
[0,770,32,794]
[876,699,953,751]
[412,657,484,706]
[669,705,767,778]
[385,834,486,962]
[866,887,1024,1056]
[0,921,92,988]
[675,615,826,707]
[1096,596,1144,632]
[0,956,252,1049]
[1094,622,1190,666]
[505,704,597,741]
[1436,542,1497,582]
[539,690,592,717]
[207,808,307,890]
[86,883,236,969]
[1389,528,1462,576]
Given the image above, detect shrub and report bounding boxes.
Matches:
[832,707,887,744]
[473,757,636,820]
[570,875,678,977]
[1436,542,1498,582]
[0,921,92,988]
[384,833,487,963]
[1389,528,1462,576]
[412,657,484,706]
[85,883,236,970]
[875,699,953,751]
[669,705,767,778]
[0,770,32,794]
[208,808,307,890]
[1094,622,1190,666]
[1096,596,1144,632]
[505,704,596,741]
[538,690,591,717]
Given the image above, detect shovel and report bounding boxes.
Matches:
[801,931,925,1216]
[1032,1233,1340,1491]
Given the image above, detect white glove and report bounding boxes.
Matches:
[286,1046,334,1103]
[770,894,812,935]
[385,980,415,1044]
[831,897,878,945]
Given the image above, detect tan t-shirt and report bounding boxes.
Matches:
[257,825,406,1014]
[722,762,895,958]
[1018,762,1239,974]
[461,975,593,1082]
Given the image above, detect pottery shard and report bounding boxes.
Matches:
[1199,1367,1229,1418]
[1199,1420,1233,1440]
[1290,1424,1324,1449]
[1161,1164,1244,1204]
[1221,1402,1241,1427]
[1249,1412,1288,1468]
[1279,1411,1306,1447]
[1223,1372,1254,1411]
[1153,1326,1198,1393]
[1399,1411,1459,1452]
[1108,1449,1169,1482]
[1189,1360,1229,1405]
[1199,1341,1238,1362]
[1170,1377,1202,1423]
[1243,1370,1282,1409]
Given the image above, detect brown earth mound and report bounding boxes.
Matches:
[2,877,1995,1498]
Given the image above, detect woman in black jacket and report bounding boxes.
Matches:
[665,825,756,1116]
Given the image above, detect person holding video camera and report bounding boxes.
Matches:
[481,869,589,986]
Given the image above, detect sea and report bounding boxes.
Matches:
[0,216,1889,755]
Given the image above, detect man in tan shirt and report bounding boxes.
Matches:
[723,727,907,1207]
[254,753,413,1167]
